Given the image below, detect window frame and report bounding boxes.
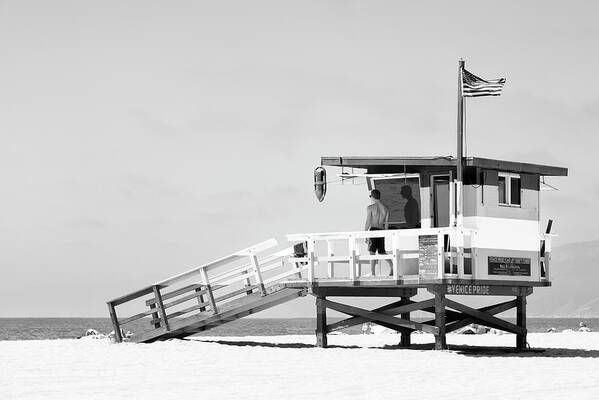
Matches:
[371,175,421,226]
[498,172,522,207]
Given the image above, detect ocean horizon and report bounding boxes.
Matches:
[1,317,597,341]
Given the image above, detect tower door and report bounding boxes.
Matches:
[432,175,451,228]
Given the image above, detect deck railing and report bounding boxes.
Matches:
[106,239,305,342]
[287,227,476,282]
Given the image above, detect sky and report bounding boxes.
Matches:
[1,1,598,317]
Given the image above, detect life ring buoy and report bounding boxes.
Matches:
[314,167,327,202]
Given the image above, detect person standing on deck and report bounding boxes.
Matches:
[364,189,392,276]
[401,185,421,229]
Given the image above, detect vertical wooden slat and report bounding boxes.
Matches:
[327,240,335,278]
[516,294,527,349]
[107,302,122,343]
[149,303,161,328]
[293,262,303,279]
[348,235,357,280]
[244,276,254,295]
[392,232,400,280]
[250,253,266,296]
[307,238,316,283]
[152,285,169,331]
[316,296,328,348]
[434,288,447,350]
[200,268,218,314]
[471,231,478,279]
[437,232,444,279]
[195,288,207,311]
[456,229,465,278]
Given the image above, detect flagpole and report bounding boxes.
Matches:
[456,59,465,227]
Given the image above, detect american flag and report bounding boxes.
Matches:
[461,68,505,97]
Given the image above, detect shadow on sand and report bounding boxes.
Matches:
[196,339,360,349]
[194,339,599,357]
[379,343,599,358]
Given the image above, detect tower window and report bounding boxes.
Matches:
[498,172,521,206]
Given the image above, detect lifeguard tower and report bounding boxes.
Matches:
[106,61,567,350]
[287,155,567,349]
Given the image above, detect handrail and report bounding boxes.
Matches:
[287,227,476,282]
[107,238,279,305]
[287,227,474,241]
[155,238,278,286]
[106,238,306,343]
[210,247,293,285]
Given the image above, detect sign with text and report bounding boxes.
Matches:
[488,256,531,276]
[447,284,491,295]
[446,284,525,296]
[418,235,439,279]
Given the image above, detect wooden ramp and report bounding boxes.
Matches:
[106,239,307,343]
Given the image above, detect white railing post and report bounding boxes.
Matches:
[470,230,477,279]
[327,240,335,278]
[249,252,266,296]
[392,231,400,280]
[456,229,465,278]
[437,231,444,280]
[307,238,316,283]
[348,234,357,280]
[200,268,218,314]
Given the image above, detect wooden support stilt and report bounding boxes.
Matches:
[107,302,123,343]
[400,296,411,347]
[516,294,527,349]
[316,296,327,348]
[434,289,447,350]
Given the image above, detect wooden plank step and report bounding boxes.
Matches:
[133,287,307,343]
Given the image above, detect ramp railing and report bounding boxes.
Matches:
[106,239,306,342]
[287,227,476,282]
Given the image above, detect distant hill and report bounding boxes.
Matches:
[528,240,599,317]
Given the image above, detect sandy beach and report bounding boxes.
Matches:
[1,332,598,400]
